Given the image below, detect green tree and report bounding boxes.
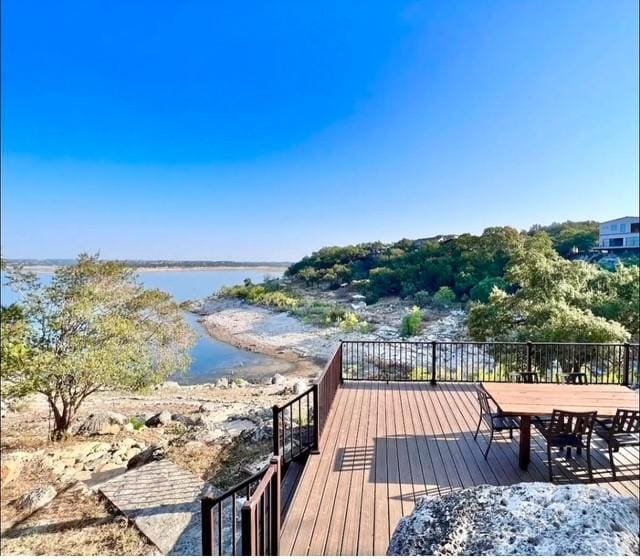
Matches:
[1,255,196,438]
[468,234,631,343]
[469,276,509,303]
[433,286,456,307]
[400,306,424,338]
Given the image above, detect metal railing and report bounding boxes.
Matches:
[341,341,640,386]
[315,345,342,441]
[202,460,275,555]
[240,457,281,556]
[272,387,316,465]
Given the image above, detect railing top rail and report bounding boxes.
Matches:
[340,339,638,347]
[273,386,315,414]
[243,457,280,511]
[314,344,342,385]
[202,463,268,505]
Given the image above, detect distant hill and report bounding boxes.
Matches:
[4,259,291,269]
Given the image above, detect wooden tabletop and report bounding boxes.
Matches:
[481,382,640,417]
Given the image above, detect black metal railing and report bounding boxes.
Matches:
[341,341,640,386]
[240,457,281,556]
[314,345,342,441]
[202,460,276,555]
[272,387,316,465]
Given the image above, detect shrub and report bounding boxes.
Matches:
[218,283,300,311]
[433,286,456,308]
[293,302,347,326]
[340,312,370,333]
[400,306,424,338]
[413,290,431,308]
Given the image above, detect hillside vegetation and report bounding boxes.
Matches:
[218,221,639,342]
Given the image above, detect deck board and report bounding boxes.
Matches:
[281,382,640,556]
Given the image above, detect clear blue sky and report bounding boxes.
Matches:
[2,1,638,261]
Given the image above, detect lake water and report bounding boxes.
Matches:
[0,268,285,383]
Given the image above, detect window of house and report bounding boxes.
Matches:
[631,222,640,233]
[610,237,623,247]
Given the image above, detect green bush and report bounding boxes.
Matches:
[400,306,424,338]
[433,286,456,308]
[293,302,347,326]
[218,283,300,311]
[339,311,370,333]
[413,290,431,308]
[469,277,509,303]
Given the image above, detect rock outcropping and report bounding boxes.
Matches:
[388,483,639,556]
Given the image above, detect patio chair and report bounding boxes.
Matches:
[556,372,589,385]
[594,409,640,479]
[508,371,540,383]
[473,387,520,459]
[536,409,597,482]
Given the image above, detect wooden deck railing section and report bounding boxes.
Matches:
[202,340,639,555]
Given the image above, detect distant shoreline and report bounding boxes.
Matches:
[15,265,288,273]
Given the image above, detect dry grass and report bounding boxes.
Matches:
[1,457,157,556]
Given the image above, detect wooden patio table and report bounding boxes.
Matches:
[481,382,640,470]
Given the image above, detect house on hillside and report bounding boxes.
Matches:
[597,216,640,250]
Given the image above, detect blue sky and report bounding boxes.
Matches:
[2,1,638,261]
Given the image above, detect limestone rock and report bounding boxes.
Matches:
[234,378,249,388]
[387,482,640,556]
[1,460,21,487]
[127,445,166,470]
[271,374,285,385]
[215,377,230,389]
[161,381,181,390]
[293,381,308,395]
[16,485,57,514]
[76,412,127,435]
[171,413,195,426]
[145,410,172,427]
[198,402,217,413]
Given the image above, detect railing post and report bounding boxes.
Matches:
[526,341,533,372]
[622,343,630,386]
[272,405,279,457]
[270,457,281,555]
[338,342,344,383]
[430,341,437,386]
[241,503,255,555]
[201,499,213,555]
[311,384,320,454]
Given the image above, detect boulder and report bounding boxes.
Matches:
[293,381,308,395]
[215,377,230,389]
[171,413,195,426]
[161,381,181,390]
[127,445,166,470]
[198,402,217,413]
[387,483,639,556]
[234,378,249,388]
[76,412,127,435]
[145,410,173,427]
[15,485,57,514]
[270,374,285,385]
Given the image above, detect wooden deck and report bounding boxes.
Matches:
[281,382,640,556]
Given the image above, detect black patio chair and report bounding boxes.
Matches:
[473,387,520,459]
[594,409,640,479]
[556,371,589,385]
[508,371,540,383]
[536,409,597,482]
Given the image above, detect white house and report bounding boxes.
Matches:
[598,216,640,249]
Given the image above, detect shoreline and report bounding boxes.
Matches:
[17,265,288,274]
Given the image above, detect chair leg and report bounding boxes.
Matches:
[607,445,617,480]
[587,446,593,482]
[473,416,482,441]
[484,428,494,460]
[547,443,554,482]
[509,427,513,440]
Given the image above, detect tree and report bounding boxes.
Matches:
[468,234,631,343]
[433,286,456,308]
[1,255,196,438]
[469,276,509,303]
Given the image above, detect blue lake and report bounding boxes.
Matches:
[1,268,286,383]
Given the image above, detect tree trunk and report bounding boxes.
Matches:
[48,397,74,440]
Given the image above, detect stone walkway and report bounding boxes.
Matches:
[98,460,205,555]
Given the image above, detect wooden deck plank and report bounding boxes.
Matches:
[321,382,367,555]
[280,381,640,556]
[372,382,390,555]
[289,383,360,555]
[280,385,350,555]
[356,381,378,555]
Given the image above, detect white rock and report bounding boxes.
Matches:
[293,381,308,395]
[270,374,286,385]
[16,485,57,513]
[388,482,639,556]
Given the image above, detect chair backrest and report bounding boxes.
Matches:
[476,387,493,415]
[548,409,596,440]
[611,409,640,434]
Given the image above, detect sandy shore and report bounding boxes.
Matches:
[199,299,341,368]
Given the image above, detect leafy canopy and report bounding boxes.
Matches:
[1,254,196,436]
